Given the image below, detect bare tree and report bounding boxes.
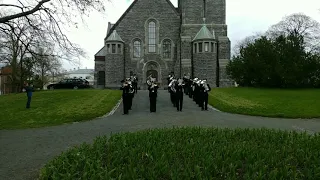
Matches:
[32,45,62,88]
[0,17,35,92]
[232,32,264,56]
[0,0,106,59]
[267,13,320,53]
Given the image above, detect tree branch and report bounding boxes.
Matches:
[0,0,51,23]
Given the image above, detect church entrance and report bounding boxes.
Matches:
[146,70,158,81]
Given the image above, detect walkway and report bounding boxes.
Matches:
[1,90,320,180]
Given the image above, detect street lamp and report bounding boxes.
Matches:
[216,39,220,87]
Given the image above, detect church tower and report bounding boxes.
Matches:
[192,21,217,85]
[178,0,232,87]
[104,30,125,88]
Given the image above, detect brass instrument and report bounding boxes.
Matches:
[169,79,176,92]
[204,83,209,91]
[178,79,184,86]
[146,75,152,86]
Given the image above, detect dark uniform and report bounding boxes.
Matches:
[175,82,184,111]
[133,75,138,94]
[194,82,199,104]
[201,81,211,110]
[120,82,130,115]
[169,79,176,107]
[128,83,134,110]
[183,75,188,95]
[148,83,159,112]
[189,80,194,98]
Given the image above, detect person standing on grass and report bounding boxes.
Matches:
[25,82,34,109]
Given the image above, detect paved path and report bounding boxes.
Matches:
[1,90,320,180]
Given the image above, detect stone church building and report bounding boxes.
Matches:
[94,0,232,89]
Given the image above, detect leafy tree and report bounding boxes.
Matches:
[227,13,320,88]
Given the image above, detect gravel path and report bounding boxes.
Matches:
[1,90,320,180]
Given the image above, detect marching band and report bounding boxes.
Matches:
[120,73,211,115]
[168,74,211,111]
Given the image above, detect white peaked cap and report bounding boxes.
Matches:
[197,80,201,84]
[201,80,205,84]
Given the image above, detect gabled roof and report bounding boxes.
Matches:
[192,24,215,41]
[105,0,179,41]
[95,46,107,56]
[106,30,124,42]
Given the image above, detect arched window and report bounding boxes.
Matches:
[148,21,156,52]
[163,39,171,58]
[133,40,141,58]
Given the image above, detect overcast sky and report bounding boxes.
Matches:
[43,0,320,70]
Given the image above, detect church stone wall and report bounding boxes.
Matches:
[180,0,226,25]
[108,0,180,89]
[193,53,217,86]
[181,24,227,37]
[94,61,105,88]
[105,55,124,88]
[179,37,192,77]
[205,0,226,24]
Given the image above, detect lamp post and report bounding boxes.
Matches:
[216,39,220,87]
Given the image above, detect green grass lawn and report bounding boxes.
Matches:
[39,127,320,179]
[209,87,320,118]
[0,89,122,129]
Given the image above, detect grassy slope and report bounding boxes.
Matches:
[209,87,320,118]
[0,89,122,129]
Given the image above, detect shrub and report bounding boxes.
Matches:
[40,127,320,179]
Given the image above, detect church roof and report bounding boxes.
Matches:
[192,24,215,41]
[105,30,124,43]
[105,0,179,41]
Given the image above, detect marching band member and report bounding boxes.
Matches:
[196,79,202,106]
[168,77,176,107]
[128,80,134,110]
[120,79,130,115]
[200,79,211,110]
[192,78,198,102]
[182,74,187,95]
[175,78,184,111]
[133,74,138,94]
[148,80,159,112]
